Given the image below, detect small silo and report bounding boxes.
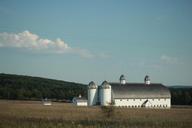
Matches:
[88,81,98,106]
[100,80,112,106]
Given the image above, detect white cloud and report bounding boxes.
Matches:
[160,55,178,64]
[0,31,69,50]
[0,30,96,58]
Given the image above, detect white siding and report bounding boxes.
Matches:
[73,97,88,106]
[77,102,87,106]
[100,86,112,106]
[114,98,171,108]
[88,87,98,106]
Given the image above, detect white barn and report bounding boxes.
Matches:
[42,98,52,106]
[88,75,171,108]
[72,95,88,106]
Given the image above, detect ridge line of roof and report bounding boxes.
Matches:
[109,82,163,84]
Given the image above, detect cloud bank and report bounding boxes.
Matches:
[0,31,95,58]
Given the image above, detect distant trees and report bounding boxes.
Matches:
[0,73,87,101]
[170,87,192,105]
[0,73,192,105]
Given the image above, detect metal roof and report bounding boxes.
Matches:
[73,97,87,102]
[88,81,97,89]
[110,83,171,99]
[101,80,111,89]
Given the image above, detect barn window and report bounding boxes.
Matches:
[133,99,135,101]
[140,99,142,101]
[120,99,122,101]
[164,99,166,101]
[127,99,129,101]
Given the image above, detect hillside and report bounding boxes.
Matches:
[0,73,87,100]
[0,73,192,105]
[169,86,192,105]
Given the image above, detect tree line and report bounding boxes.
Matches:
[0,73,192,105]
[0,73,87,101]
[169,87,192,105]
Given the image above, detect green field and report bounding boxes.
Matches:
[0,100,192,128]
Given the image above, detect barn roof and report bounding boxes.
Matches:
[73,97,87,102]
[110,83,171,99]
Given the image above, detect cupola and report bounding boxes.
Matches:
[144,75,150,85]
[119,75,126,85]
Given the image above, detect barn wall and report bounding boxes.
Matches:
[114,98,170,108]
[77,102,87,106]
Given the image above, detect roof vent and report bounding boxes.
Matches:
[120,75,126,85]
[144,75,150,85]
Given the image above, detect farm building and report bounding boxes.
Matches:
[88,75,171,108]
[72,95,88,106]
[42,98,52,106]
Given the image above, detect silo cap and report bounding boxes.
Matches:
[89,81,96,86]
[102,80,108,85]
[88,81,97,88]
[101,80,110,88]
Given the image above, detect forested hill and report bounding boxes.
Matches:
[169,86,192,105]
[0,73,192,105]
[0,73,87,101]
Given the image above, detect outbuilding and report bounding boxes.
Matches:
[72,95,87,106]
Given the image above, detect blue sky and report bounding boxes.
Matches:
[0,0,192,85]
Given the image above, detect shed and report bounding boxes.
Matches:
[72,97,87,106]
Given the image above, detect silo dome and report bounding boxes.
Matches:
[100,80,111,106]
[101,80,110,88]
[88,81,98,106]
[120,75,126,85]
[88,81,97,89]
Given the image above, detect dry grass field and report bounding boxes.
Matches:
[0,100,192,128]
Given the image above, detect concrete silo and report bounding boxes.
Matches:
[100,81,112,106]
[88,81,98,106]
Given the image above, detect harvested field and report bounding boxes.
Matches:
[0,100,191,128]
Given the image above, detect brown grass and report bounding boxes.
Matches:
[0,100,192,128]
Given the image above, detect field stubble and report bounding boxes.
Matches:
[0,100,191,128]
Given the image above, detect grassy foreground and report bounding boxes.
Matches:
[0,100,191,128]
